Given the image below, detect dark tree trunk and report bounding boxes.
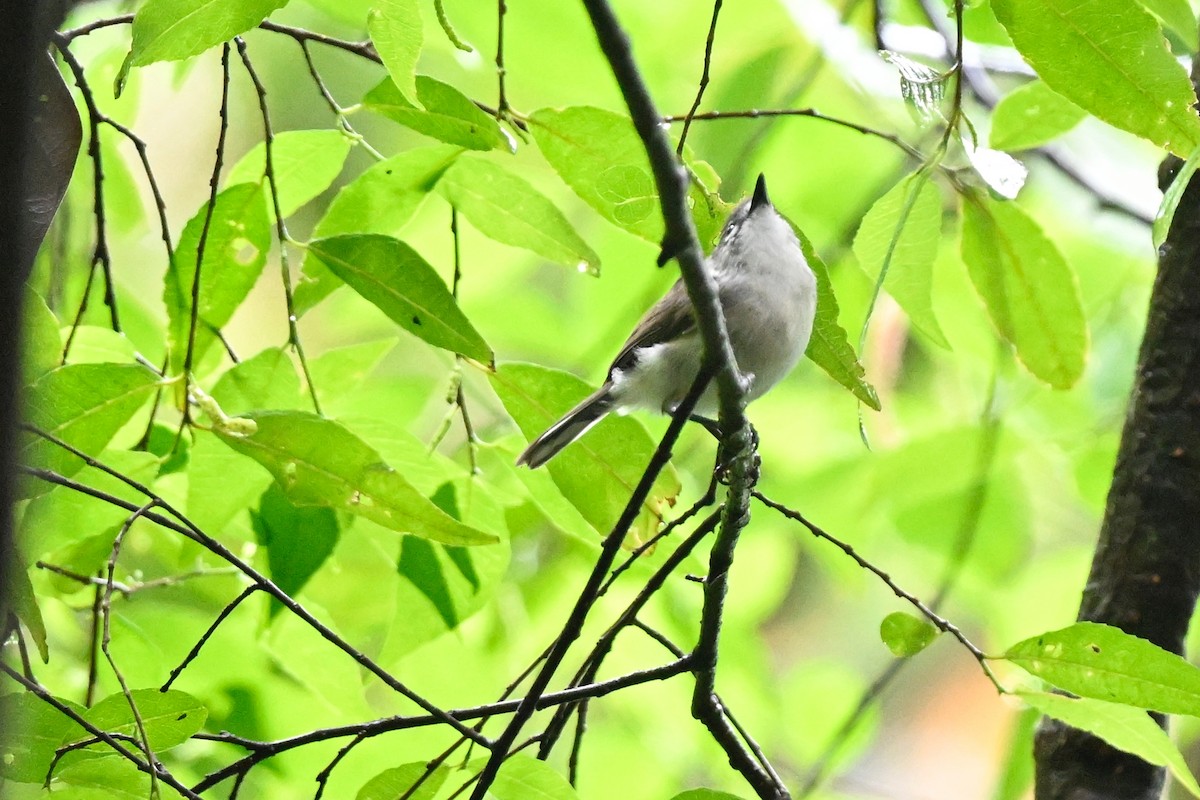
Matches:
[1032,60,1200,800]
[0,0,74,710]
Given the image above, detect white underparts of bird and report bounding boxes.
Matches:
[517,174,818,469]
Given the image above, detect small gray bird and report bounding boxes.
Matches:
[517,174,817,468]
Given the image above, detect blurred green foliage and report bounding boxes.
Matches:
[6,0,1195,797]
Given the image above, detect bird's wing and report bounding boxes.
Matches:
[606,278,697,378]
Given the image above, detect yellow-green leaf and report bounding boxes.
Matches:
[959,193,1087,389]
[991,0,1200,157]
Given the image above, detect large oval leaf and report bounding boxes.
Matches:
[1004,622,1200,716]
[131,0,288,65]
[793,225,880,410]
[368,0,423,108]
[296,145,464,315]
[81,689,207,751]
[853,174,948,348]
[959,193,1087,389]
[357,762,448,800]
[307,233,493,365]
[489,754,581,800]
[214,410,498,545]
[436,154,600,274]
[1019,691,1200,797]
[991,0,1200,157]
[989,80,1087,152]
[226,129,353,220]
[529,106,728,248]
[364,75,506,151]
[22,363,160,497]
[165,182,271,375]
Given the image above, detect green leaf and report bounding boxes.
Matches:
[213,410,498,545]
[1018,691,1200,798]
[53,759,152,799]
[81,689,207,751]
[5,564,48,662]
[991,708,1038,800]
[23,289,61,387]
[1004,622,1200,715]
[989,80,1088,152]
[670,792,750,800]
[1138,0,1198,51]
[364,75,506,151]
[529,106,728,247]
[296,145,463,315]
[393,481,509,641]
[879,611,939,657]
[181,350,302,533]
[793,227,881,410]
[991,0,1200,157]
[490,754,581,800]
[368,0,423,108]
[307,234,493,364]
[130,0,289,66]
[252,484,340,617]
[436,154,600,273]
[853,174,948,348]
[20,450,161,560]
[489,363,681,546]
[226,129,353,219]
[0,693,86,782]
[357,761,448,800]
[209,347,303,415]
[21,364,160,497]
[308,339,397,409]
[959,193,1087,389]
[186,431,273,534]
[165,183,271,374]
[1153,141,1200,249]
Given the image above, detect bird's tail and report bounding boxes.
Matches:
[516,386,616,468]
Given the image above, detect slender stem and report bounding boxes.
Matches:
[180,43,233,434]
[467,370,713,799]
[234,38,322,415]
[496,0,509,114]
[676,0,724,156]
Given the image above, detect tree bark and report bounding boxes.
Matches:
[0,0,73,727]
[1032,68,1200,800]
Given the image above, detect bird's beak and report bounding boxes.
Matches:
[751,173,770,211]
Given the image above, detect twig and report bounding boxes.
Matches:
[665,107,923,161]
[85,574,102,705]
[297,40,384,161]
[20,427,491,749]
[180,42,233,435]
[51,38,121,359]
[798,367,1003,796]
[429,208,481,471]
[35,560,238,596]
[192,658,691,792]
[467,368,714,799]
[258,19,380,61]
[99,501,162,798]
[234,38,322,414]
[676,0,724,156]
[160,583,262,691]
[496,0,510,115]
[0,663,204,799]
[538,509,721,756]
[752,490,1003,690]
[911,0,1152,223]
